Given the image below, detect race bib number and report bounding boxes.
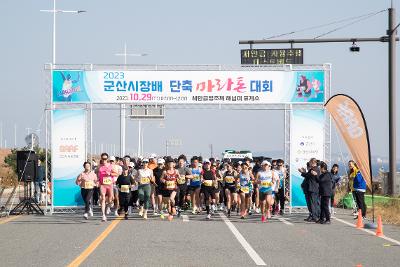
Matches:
[204,180,213,187]
[120,185,130,193]
[261,181,272,187]
[240,186,249,193]
[140,177,150,185]
[102,177,112,185]
[225,176,235,183]
[192,175,200,182]
[166,180,176,190]
[178,175,186,185]
[84,181,94,189]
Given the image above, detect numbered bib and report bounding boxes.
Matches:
[102,177,112,185]
[240,186,249,193]
[165,180,176,190]
[204,180,213,187]
[178,175,186,185]
[225,176,235,183]
[140,177,150,185]
[261,181,272,187]
[192,175,200,182]
[84,181,94,189]
[120,185,130,193]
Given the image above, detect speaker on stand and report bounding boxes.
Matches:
[10,150,44,215]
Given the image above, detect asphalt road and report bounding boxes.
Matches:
[0,209,399,267]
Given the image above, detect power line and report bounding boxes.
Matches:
[314,9,386,39]
[263,9,386,40]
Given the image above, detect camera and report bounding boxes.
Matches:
[350,42,360,52]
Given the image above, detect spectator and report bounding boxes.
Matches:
[316,162,332,224]
[35,160,45,204]
[330,164,341,214]
[348,160,367,219]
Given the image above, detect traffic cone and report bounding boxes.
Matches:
[375,215,384,237]
[356,209,363,229]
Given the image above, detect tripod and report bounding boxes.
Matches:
[10,180,44,215]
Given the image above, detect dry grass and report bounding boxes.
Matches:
[367,199,400,225]
[0,149,17,187]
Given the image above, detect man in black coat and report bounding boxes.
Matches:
[300,162,312,221]
[300,158,320,221]
[316,162,333,224]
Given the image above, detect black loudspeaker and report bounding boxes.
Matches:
[17,151,38,182]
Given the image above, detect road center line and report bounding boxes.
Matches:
[0,215,22,225]
[219,213,266,266]
[277,217,293,226]
[182,215,189,222]
[333,216,400,246]
[67,217,123,267]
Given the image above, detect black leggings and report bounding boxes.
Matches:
[119,192,130,213]
[354,191,366,217]
[129,190,139,207]
[81,188,94,213]
[176,184,187,207]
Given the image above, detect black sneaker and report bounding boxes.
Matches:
[323,220,331,224]
[124,213,128,220]
[279,210,284,215]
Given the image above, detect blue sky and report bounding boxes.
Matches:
[0,0,399,161]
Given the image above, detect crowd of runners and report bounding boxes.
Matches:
[75,153,289,222]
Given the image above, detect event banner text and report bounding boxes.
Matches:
[52,70,325,104]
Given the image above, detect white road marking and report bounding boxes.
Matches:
[333,216,400,246]
[277,217,293,226]
[182,215,189,222]
[219,213,266,266]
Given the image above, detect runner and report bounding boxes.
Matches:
[234,163,242,214]
[187,156,202,214]
[160,158,179,221]
[128,162,138,215]
[176,155,191,215]
[211,162,222,213]
[275,159,287,215]
[116,165,135,219]
[256,160,276,222]
[97,158,114,222]
[153,158,165,216]
[75,161,97,219]
[238,163,254,219]
[135,158,155,219]
[110,156,122,216]
[148,154,158,214]
[223,164,238,217]
[202,161,217,220]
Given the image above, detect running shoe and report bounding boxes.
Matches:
[154,210,159,216]
[139,207,144,217]
[168,215,174,221]
[261,215,266,223]
[114,210,119,217]
[128,206,132,215]
[255,208,261,214]
[106,206,111,215]
[192,209,197,215]
[83,213,88,220]
[124,213,128,220]
[160,213,165,220]
[279,210,284,216]
[206,214,211,220]
[89,208,93,217]
[249,209,253,215]
[102,215,107,222]
[219,204,225,211]
[143,210,148,220]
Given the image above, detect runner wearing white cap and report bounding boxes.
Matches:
[256,160,277,222]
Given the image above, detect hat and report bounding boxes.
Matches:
[109,156,116,161]
[157,158,165,164]
[262,160,271,166]
[203,160,210,164]
[142,158,149,163]
[150,153,157,159]
[129,162,135,168]
[122,165,129,171]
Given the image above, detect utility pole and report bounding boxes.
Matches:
[388,6,397,195]
[239,7,399,194]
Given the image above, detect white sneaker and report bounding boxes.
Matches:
[102,215,107,222]
[154,210,159,216]
[83,213,88,220]
[114,210,119,216]
[106,206,111,215]
[206,214,211,220]
[139,207,144,217]
[89,208,93,217]
[255,208,261,214]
